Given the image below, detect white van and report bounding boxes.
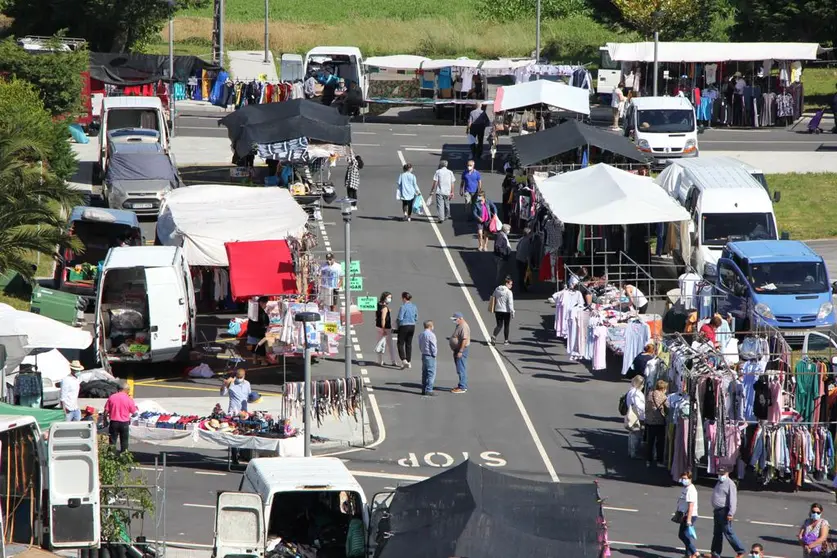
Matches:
[215,457,369,558]
[623,96,698,165]
[95,96,170,184]
[304,46,368,99]
[656,158,779,276]
[95,246,196,365]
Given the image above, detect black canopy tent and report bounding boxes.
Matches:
[89,52,221,86]
[219,99,352,158]
[512,119,650,167]
[372,460,603,558]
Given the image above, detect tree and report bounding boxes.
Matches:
[611,0,702,38]
[0,79,82,281]
[98,436,154,542]
[2,0,207,52]
[0,38,88,117]
[477,0,591,21]
[730,0,836,43]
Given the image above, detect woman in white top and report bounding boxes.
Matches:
[490,276,515,345]
[624,375,645,458]
[675,470,699,558]
[611,84,626,130]
[624,284,649,314]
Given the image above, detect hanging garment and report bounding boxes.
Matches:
[592,325,607,371]
[795,359,818,422]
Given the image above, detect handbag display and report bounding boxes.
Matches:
[488,295,496,313]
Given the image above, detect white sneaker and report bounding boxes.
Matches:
[406,361,412,369]
[407,217,411,222]
[400,360,408,369]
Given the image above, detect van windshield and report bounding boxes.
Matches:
[108,109,160,131]
[636,109,695,133]
[702,213,776,245]
[748,262,828,294]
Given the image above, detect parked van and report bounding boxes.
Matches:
[656,157,779,276]
[95,96,169,184]
[716,240,837,336]
[304,46,368,99]
[215,457,368,558]
[95,246,196,365]
[623,96,698,165]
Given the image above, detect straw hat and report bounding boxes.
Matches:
[69,360,84,372]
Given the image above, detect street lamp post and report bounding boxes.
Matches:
[264,0,269,63]
[168,15,176,137]
[652,10,662,97]
[535,0,542,63]
[295,311,321,457]
[339,198,353,381]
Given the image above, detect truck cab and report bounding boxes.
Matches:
[624,96,698,166]
[214,457,368,558]
[715,240,837,337]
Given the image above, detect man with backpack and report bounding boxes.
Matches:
[467,103,491,161]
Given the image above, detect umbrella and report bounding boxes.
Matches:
[375,460,601,558]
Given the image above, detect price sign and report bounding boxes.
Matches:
[358,296,377,311]
[324,323,339,334]
[350,276,363,291]
[340,261,361,274]
[230,167,250,178]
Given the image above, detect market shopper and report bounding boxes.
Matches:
[467,103,491,160]
[644,379,668,467]
[104,380,137,454]
[396,292,418,369]
[710,467,745,558]
[246,296,270,365]
[460,160,482,211]
[375,292,398,367]
[472,191,497,252]
[221,368,252,465]
[396,163,420,222]
[798,503,830,557]
[611,83,626,130]
[320,254,343,311]
[418,320,437,396]
[430,160,455,223]
[628,342,656,380]
[344,155,364,209]
[493,224,512,284]
[450,312,471,394]
[624,375,645,459]
[515,229,532,292]
[750,543,764,557]
[60,360,84,421]
[624,284,649,314]
[674,471,699,558]
[490,276,515,345]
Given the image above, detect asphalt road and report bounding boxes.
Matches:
[113,125,834,558]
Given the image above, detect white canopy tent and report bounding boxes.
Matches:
[0,303,93,397]
[156,185,309,267]
[606,42,823,63]
[493,80,590,115]
[363,55,431,71]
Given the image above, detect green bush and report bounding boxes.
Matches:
[477,0,591,21]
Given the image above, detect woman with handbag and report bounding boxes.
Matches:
[624,375,645,458]
[396,163,420,222]
[674,471,699,558]
[471,190,497,252]
[493,224,511,285]
[374,292,398,367]
[489,276,515,346]
[645,379,669,467]
[798,503,830,557]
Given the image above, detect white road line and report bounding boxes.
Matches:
[183,503,215,509]
[397,149,560,483]
[607,540,785,558]
[749,520,795,528]
[194,471,226,476]
[400,145,428,148]
[348,470,428,482]
[352,143,381,147]
[353,344,362,352]
[367,386,374,392]
[392,133,417,136]
[363,376,371,384]
[602,506,638,513]
[404,147,442,152]
[353,131,377,135]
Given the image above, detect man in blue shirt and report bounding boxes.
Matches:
[460,160,482,218]
[417,320,437,396]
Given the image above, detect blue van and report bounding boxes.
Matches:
[715,240,837,337]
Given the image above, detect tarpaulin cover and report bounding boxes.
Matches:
[219,99,351,158]
[0,402,64,431]
[494,80,590,115]
[605,42,823,63]
[225,240,297,299]
[89,52,221,85]
[374,460,601,558]
[536,164,690,225]
[513,120,650,166]
[156,185,309,266]
[105,152,179,183]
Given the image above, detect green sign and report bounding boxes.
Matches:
[340,261,361,274]
[350,276,363,291]
[358,296,377,311]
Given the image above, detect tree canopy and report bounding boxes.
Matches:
[611,0,702,38]
[730,0,837,43]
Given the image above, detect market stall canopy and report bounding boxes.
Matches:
[0,402,64,431]
[225,240,297,299]
[376,460,601,558]
[494,80,590,115]
[219,99,351,158]
[605,42,824,63]
[364,56,535,73]
[364,55,432,71]
[156,185,309,267]
[513,120,649,167]
[89,52,221,85]
[537,164,690,225]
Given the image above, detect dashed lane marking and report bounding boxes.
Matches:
[194,471,226,476]
[348,470,428,482]
[602,506,638,513]
[182,503,215,509]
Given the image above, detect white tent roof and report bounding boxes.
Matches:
[422,58,482,70]
[494,80,590,115]
[155,185,309,267]
[364,55,431,71]
[606,42,822,63]
[537,164,690,225]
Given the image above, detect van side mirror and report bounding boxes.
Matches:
[832,281,837,294]
[773,190,781,203]
[781,231,790,240]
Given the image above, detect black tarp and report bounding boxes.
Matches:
[105,152,179,183]
[512,119,650,167]
[374,460,601,558]
[219,99,352,158]
[89,52,221,86]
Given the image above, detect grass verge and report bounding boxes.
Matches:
[801,67,837,113]
[0,292,30,311]
[771,172,837,240]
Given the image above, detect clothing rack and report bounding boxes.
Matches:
[282,376,363,427]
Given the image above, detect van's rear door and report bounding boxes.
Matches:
[214,492,265,558]
[47,422,100,548]
[144,265,186,360]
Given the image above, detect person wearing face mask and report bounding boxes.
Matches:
[221,368,252,464]
[375,291,398,366]
[749,543,764,557]
[396,163,420,222]
[471,190,497,252]
[460,160,482,213]
[674,470,699,558]
[710,467,745,558]
[798,503,830,557]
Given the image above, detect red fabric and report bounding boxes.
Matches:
[538,254,551,282]
[699,323,716,345]
[225,240,297,299]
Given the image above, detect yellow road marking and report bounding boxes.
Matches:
[127,375,135,397]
